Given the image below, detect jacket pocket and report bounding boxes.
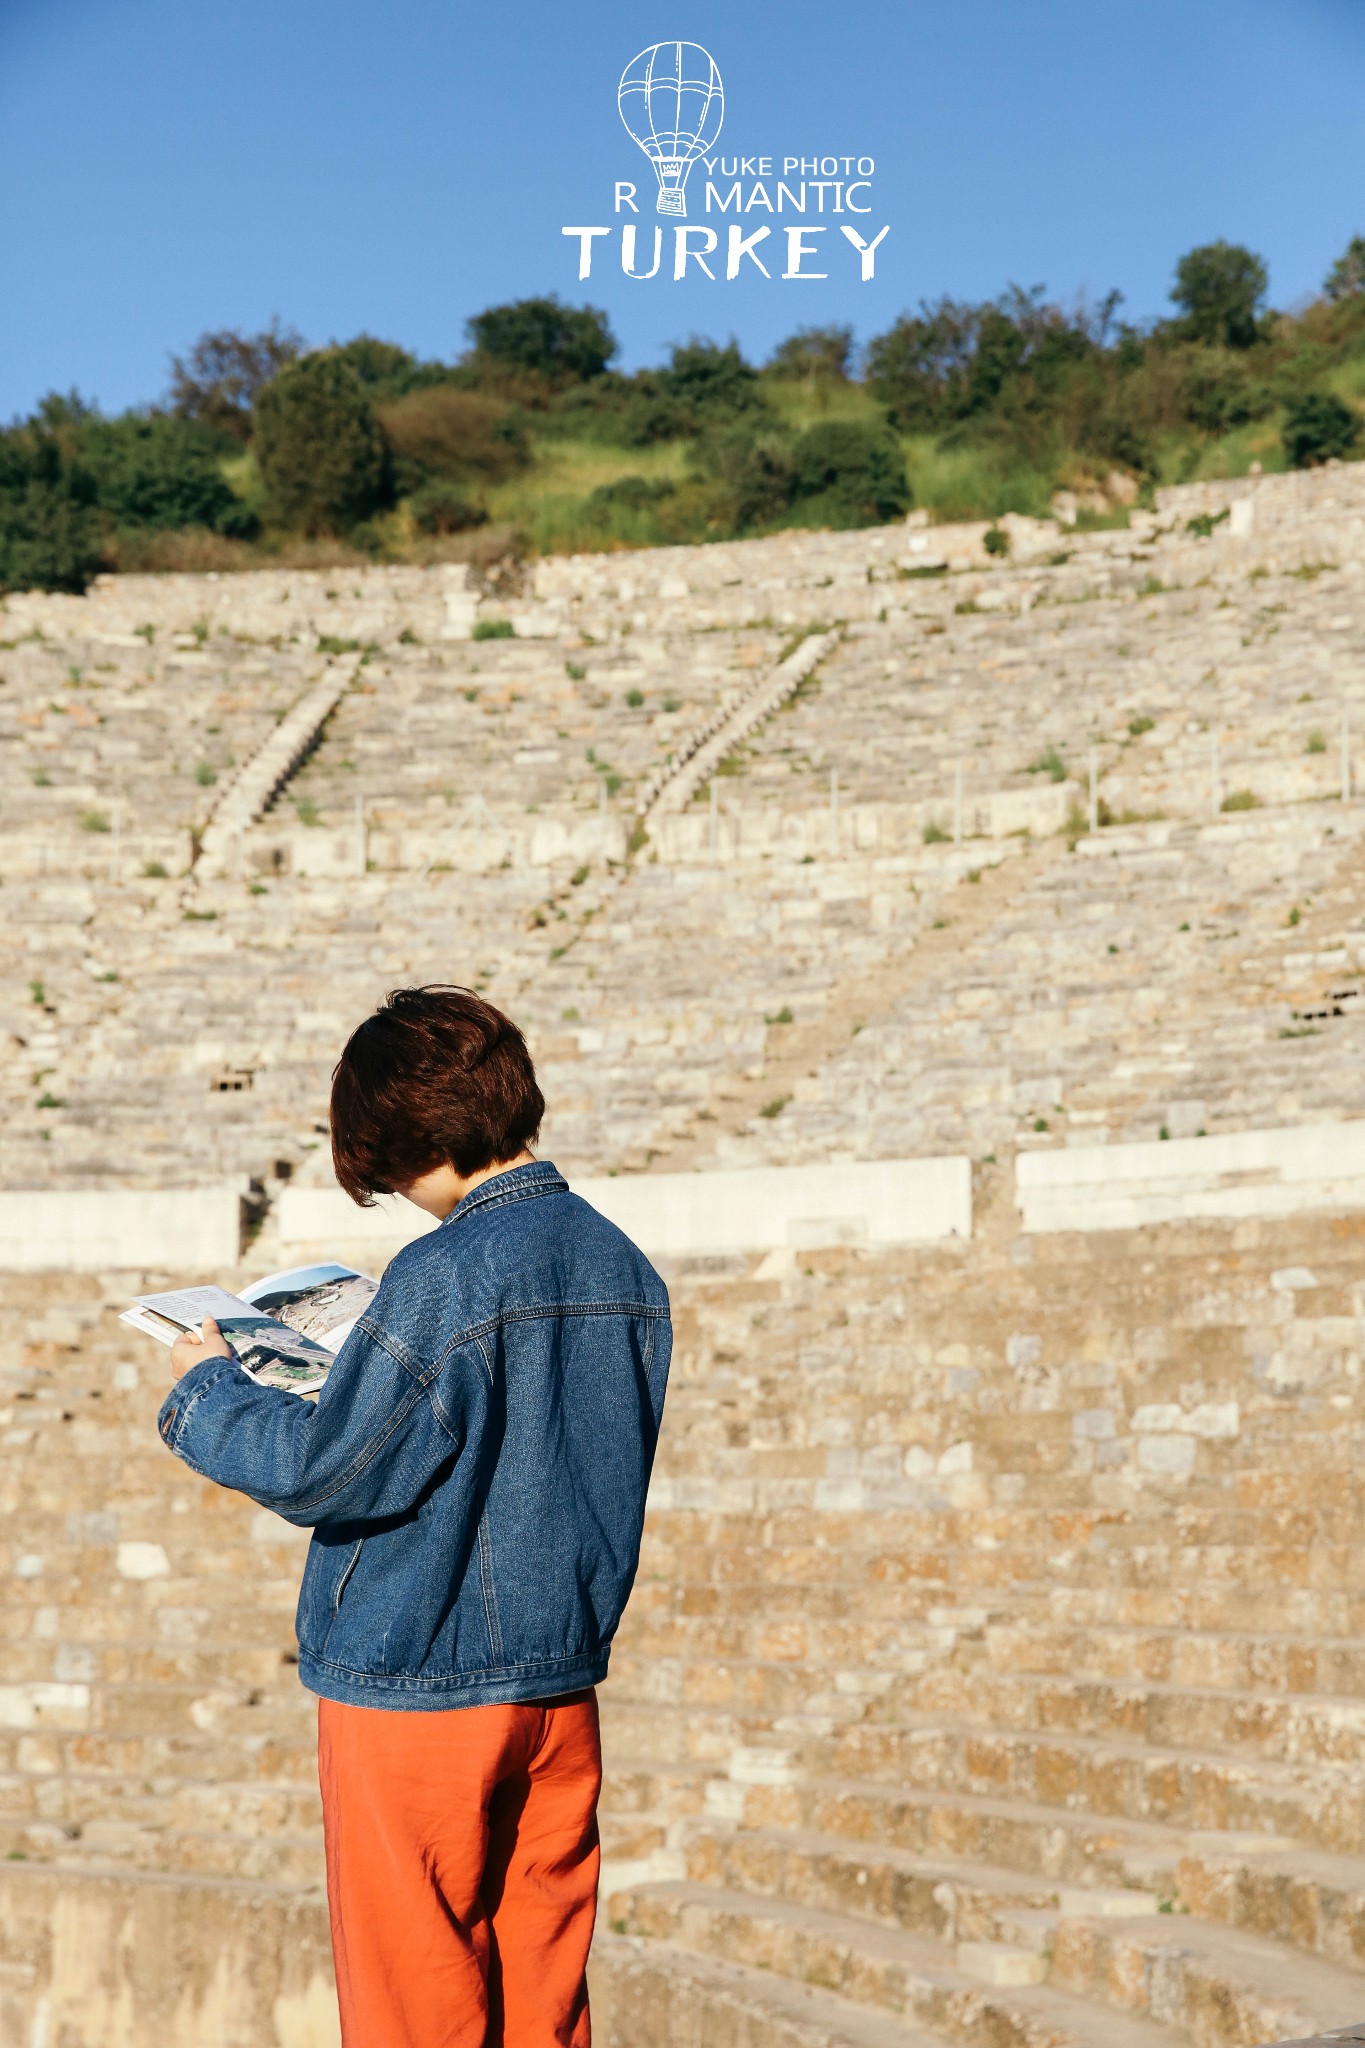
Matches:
[333,1538,363,1616]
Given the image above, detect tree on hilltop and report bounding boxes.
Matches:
[768,325,855,385]
[1326,235,1365,303]
[330,336,455,401]
[466,297,617,382]
[1171,241,1268,349]
[169,321,304,442]
[253,353,387,535]
[864,299,982,429]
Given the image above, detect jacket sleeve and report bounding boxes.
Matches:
[155,1307,473,1529]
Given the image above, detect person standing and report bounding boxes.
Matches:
[159,987,672,2046]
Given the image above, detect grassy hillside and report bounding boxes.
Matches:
[5,236,1365,592]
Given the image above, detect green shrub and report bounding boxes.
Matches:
[983,524,1009,557]
[1028,745,1067,783]
[789,420,910,523]
[408,481,487,534]
[1186,509,1230,539]
[660,340,765,425]
[253,352,387,535]
[379,387,527,495]
[473,618,515,641]
[1284,393,1362,469]
[0,419,102,593]
[585,475,676,518]
[1177,347,1266,432]
[729,439,797,528]
[79,415,239,532]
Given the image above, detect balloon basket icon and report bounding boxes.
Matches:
[618,41,724,228]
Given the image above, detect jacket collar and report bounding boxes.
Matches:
[445,1158,568,1225]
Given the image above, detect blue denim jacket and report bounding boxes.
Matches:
[157,1162,672,1709]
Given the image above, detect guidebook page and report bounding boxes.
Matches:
[120,1264,378,1395]
[239,1264,378,1355]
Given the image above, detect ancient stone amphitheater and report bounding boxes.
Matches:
[6,468,1365,2046]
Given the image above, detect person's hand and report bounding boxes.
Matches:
[170,1317,231,1376]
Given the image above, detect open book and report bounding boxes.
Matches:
[121,1263,378,1395]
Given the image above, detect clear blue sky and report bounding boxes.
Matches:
[2,0,1364,419]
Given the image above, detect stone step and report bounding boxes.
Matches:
[1046,1910,1365,2045]
[728,1776,1365,1973]
[590,1929,948,2048]
[639,1496,1365,1549]
[684,1819,1365,2010]
[0,1722,320,1787]
[597,1703,1365,1853]
[0,1638,299,1691]
[686,1826,1154,1942]
[905,1667,1365,1767]
[0,1768,322,1838]
[602,1756,1365,1977]
[609,1642,1365,1768]
[0,1677,317,1741]
[636,1606,1365,1707]
[630,1541,1365,1610]
[614,1868,1365,2048]
[982,1622,1365,1696]
[625,1576,1365,1643]
[0,1814,324,1886]
[607,1882,1175,2048]
[825,1715,1365,1855]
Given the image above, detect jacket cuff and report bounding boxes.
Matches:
[156,1355,243,1454]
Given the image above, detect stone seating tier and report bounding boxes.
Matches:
[6,1202,1365,2044]
[7,472,1365,2044]
[8,789,1365,1199]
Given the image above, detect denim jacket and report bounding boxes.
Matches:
[157,1162,672,1709]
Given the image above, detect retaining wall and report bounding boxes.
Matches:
[0,1188,243,1272]
[275,1156,974,1268]
[1017,1120,1365,1233]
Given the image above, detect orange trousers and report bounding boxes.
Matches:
[317,1691,602,2048]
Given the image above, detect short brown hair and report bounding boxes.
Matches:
[330,987,544,1205]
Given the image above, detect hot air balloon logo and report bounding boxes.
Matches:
[618,41,724,219]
